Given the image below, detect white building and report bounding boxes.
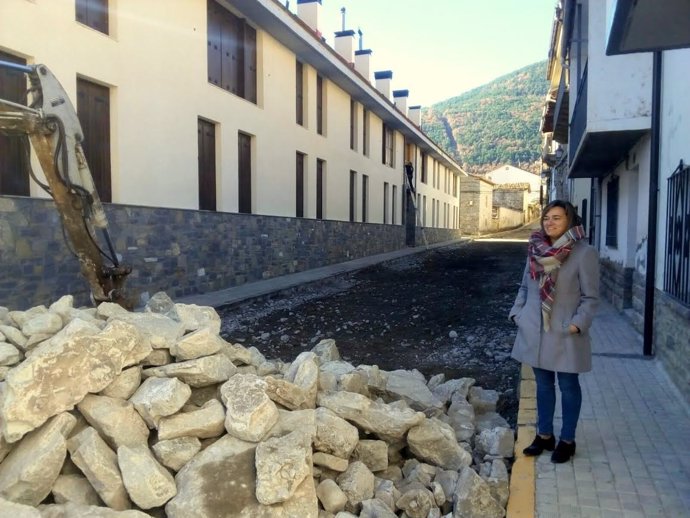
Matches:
[484,165,543,204]
[541,0,690,401]
[0,0,466,307]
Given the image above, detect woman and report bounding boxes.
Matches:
[509,200,599,463]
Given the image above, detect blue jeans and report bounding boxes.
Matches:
[533,367,582,442]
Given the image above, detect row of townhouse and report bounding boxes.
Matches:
[541,0,690,401]
[0,0,466,309]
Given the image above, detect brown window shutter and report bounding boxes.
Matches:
[198,119,216,211]
[0,51,30,196]
[243,24,257,103]
[238,132,252,214]
[77,78,111,202]
[207,1,222,86]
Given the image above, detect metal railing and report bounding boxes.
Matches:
[664,160,690,306]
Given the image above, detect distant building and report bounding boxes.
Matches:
[484,165,543,203]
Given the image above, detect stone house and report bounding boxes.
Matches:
[0,0,465,309]
[540,0,690,401]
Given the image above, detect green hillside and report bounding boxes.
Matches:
[421,61,548,174]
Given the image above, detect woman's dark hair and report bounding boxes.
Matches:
[541,199,582,233]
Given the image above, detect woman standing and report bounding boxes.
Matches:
[509,200,600,463]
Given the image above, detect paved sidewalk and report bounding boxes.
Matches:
[520,302,690,518]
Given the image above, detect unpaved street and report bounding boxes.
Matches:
[219,225,535,426]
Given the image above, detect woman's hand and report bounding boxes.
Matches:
[568,324,580,334]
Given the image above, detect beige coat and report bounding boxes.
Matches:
[509,241,600,373]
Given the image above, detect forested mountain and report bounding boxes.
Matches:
[421,61,548,175]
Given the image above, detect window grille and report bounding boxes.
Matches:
[664,161,690,306]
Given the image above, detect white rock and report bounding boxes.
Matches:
[21,312,63,337]
[157,399,226,440]
[77,394,149,449]
[255,430,312,505]
[66,427,131,511]
[151,436,201,472]
[0,496,41,517]
[0,413,75,505]
[0,320,139,443]
[100,366,142,400]
[143,353,236,387]
[0,325,27,350]
[174,303,221,334]
[0,342,21,366]
[170,327,225,360]
[452,467,504,518]
[117,444,177,509]
[336,461,375,514]
[220,373,279,442]
[314,407,359,459]
[317,479,348,514]
[51,474,101,505]
[129,376,192,429]
[407,418,472,470]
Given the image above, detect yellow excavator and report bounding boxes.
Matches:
[0,61,131,308]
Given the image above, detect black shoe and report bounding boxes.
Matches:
[522,435,556,456]
[551,440,576,463]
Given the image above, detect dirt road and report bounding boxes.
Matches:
[219,224,536,426]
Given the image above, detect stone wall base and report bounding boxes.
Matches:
[0,196,461,309]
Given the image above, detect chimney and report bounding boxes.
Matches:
[408,105,421,126]
[354,49,372,80]
[334,30,356,63]
[393,90,409,113]
[297,0,322,36]
[374,70,393,99]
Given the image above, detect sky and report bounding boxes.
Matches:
[291,0,557,107]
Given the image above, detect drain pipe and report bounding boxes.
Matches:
[643,51,662,357]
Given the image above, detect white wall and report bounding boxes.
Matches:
[657,48,690,288]
[0,0,461,226]
[585,0,653,133]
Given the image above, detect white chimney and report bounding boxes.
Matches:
[297,0,322,36]
[354,49,372,81]
[374,70,392,99]
[393,90,409,113]
[408,105,421,126]
[334,29,356,63]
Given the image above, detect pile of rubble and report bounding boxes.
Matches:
[0,292,514,518]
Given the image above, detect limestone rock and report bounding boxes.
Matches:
[174,303,221,334]
[100,367,141,400]
[0,325,27,350]
[313,452,348,472]
[336,461,375,514]
[384,369,444,413]
[129,376,191,429]
[170,327,225,361]
[166,434,318,518]
[255,430,312,505]
[396,487,436,518]
[432,378,475,405]
[145,292,181,321]
[157,399,226,440]
[220,374,279,442]
[0,342,21,366]
[143,353,236,387]
[468,387,499,414]
[0,413,75,505]
[316,479,347,514]
[265,409,317,442]
[351,440,388,472]
[48,295,74,323]
[151,436,201,471]
[475,412,510,432]
[8,306,47,328]
[314,407,359,459]
[21,312,63,337]
[66,427,131,511]
[360,497,397,517]
[0,496,41,517]
[452,467,504,518]
[407,418,472,470]
[109,312,185,347]
[117,444,177,509]
[445,398,476,442]
[317,391,425,441]
[51,474,101,505]
[77,394,149,449]
[311,338,340,363]
[476,427,514,458]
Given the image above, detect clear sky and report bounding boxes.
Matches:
[296,0,557,107]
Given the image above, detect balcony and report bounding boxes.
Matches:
[568,62,650,179]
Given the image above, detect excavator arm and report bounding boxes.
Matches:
[0,61,131,308]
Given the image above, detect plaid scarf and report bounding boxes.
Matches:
[528,225,585,331]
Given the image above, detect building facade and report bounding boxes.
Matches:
[540,0,690,401]
[0,0,465,308]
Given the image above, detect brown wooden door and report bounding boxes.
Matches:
[238,132,251,213]
[0,51,30,196]
[77,78,111,202]
[296,152,305,218]
[198,119,216,211]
